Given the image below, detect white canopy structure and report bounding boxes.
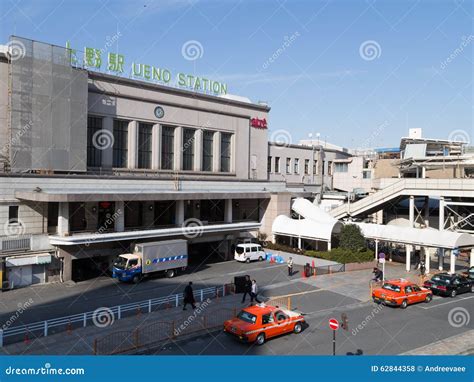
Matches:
[354,222,474,250]
[272,198,343,250]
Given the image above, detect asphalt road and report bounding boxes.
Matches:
[0,260,299,327]
[142,293,474,355]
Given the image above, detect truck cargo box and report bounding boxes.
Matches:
[135,239,188,275]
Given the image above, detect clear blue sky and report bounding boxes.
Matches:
[1,0,472,149]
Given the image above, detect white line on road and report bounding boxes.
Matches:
[417,295,474,310]
[226,264,284,276]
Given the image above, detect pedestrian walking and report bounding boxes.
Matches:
[183,281,196,310]
[250,279,262,304]
[287,257,294,276]
[420,260,426,277]
[372,267,383,282]
[241,275,252,303]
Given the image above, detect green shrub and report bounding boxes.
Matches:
[339,224,366,252]
[305,248,374,264]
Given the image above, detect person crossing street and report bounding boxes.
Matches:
[287,257,294,276]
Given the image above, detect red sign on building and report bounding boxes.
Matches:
[250,118,267,129]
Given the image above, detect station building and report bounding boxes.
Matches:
[0,36,295,287]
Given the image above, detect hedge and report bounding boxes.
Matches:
[304,248,374,264]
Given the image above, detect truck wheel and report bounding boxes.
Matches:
[400,300,408,309]
[166,269,176,278]
[256,333,265,345]
[132,275,141,284]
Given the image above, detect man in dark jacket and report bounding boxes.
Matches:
[183,282,196,310]
[241,275,252,303]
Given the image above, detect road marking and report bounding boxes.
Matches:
[226,264,284,276]
[417,295,474,309]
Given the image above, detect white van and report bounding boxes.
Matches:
[234,243,266,263]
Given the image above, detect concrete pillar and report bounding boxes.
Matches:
[58,202,69,236]
[438,248,444,271]
[174,126,183,170]
[213,131,221,172]
[128,120,138,169]
[421,166,426,179]
[115,201,125,232]
[152,124,161,170]
[470,248,474,268]
[409,196,415,227]
[439,197,445,230]
[327,241,331,251]
[176,200,184,225]
[449,250,456,275]
[298,236,302,250]
[194,129,203,171]
[424,197,430,227]
[375,239,379,260]
[425,247,430,273]
[224,199,232,223]
[406,244,412,272]
[101,116,114,168]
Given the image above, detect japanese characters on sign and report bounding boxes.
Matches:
[65,41,227,96]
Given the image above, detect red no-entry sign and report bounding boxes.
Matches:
[329,318,339,330]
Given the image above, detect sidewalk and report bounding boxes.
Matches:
[1,294,243,355]
[401,330,474,355]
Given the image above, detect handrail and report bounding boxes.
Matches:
[0,285,226,347]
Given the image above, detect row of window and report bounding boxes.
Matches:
[268,156,319,176]
[87,117,232,172]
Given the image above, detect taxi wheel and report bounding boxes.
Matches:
[450,290,457,298]
[246,258,251,263]
[256,333,266,345]
[293,323,302,334]
[400,300,408,309]
[425,294,432,303]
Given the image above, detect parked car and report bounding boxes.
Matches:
[372,279,432,308]
[234,243,266,263]
[223,304,305,345]
[461,266,474,281]
[423,273,474,297]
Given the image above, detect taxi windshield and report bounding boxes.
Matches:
[237,310,257,324]
[382,283,401,293]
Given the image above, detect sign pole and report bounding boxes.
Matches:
[332,330,336,356]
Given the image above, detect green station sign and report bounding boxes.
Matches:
[65,42,228,96]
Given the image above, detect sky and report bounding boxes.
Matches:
[1,0,472,149]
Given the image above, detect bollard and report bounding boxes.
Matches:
[24,328,30,344]
[215,287,219,300]
[67,321,72,335]
[93,339,97,355]
[133,329,139,348]
[287,297,291,310]
[136,307,142,317]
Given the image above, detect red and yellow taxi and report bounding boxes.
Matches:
[223,304,305,345]
[372,279,432,309]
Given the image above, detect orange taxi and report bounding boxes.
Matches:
[372,279,432,309]
[223,304,305,345]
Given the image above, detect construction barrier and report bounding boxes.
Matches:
[93,308,237,355]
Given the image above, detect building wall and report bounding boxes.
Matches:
[373,158,399,179]
[259,193,292,240]
[332,157,372,192]
[0,60,9,171]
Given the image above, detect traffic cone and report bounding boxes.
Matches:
[312,260,315,277]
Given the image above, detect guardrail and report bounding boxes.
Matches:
[0,284,232,348]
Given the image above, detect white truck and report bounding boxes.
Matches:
[112,239,188,283]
